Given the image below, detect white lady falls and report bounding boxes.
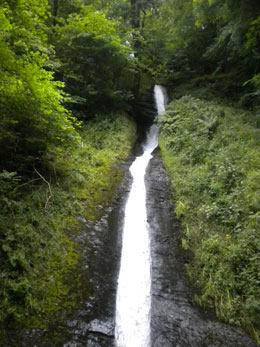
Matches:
[115,85,166,347]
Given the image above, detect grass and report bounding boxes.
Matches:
[158,96,260,341]
[0,112,136,336]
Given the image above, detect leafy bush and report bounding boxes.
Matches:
[0,1,81,172]
[158,96,260,341]
[0,113,136,331]
[53,5,135,118]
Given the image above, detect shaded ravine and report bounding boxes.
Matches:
[146,148,259,347]
[115,127,156,347]
[2,155,135,347]
[114,85,167,347]
[2,99,259,346]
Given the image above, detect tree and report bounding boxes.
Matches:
[53,5,135,119]
[136,0,260,102]
[0,0,80,173]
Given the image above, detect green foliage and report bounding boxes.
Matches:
[158,96,260,340]
[0,113,136,330]
[53,5,136,118]
[0,171,21,197]
[0,0,138,332]
[0,0,81,172]
[135,0,260,104]
[47,113,136,219]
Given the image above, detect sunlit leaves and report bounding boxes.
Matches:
[53,5,135,117]
[0,0,80,171]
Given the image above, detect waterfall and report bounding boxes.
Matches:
[154,85,167,116]
[115,85,166,347]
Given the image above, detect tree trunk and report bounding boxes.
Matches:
[53,0,59,26]
[130,0,142,97]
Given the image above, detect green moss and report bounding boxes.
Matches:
[158,96,260,341]
[0,113,136,337]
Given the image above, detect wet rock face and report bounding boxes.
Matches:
[146,148,259,347]
[4,158,134,347]
[132,92,157,126]
[4,141,259,347]
[45,159,134,347]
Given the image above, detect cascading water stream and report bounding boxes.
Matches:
[115,85,166,347]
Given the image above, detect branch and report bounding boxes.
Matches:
[13,178,42,191]
[33,167,53,210]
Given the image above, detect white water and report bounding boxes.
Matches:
[115,85,166,347]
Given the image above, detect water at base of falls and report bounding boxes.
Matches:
[115,86,166,347]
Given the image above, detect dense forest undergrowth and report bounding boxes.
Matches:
[0,113,136,335]
[158,96,260,341]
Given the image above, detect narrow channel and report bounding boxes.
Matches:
[115,85,166,347]
[4,86,259,347]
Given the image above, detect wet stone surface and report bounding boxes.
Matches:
[146,148,259,347]
[47,158,134,347]
[3,157,134,347]
[3,143,259,346]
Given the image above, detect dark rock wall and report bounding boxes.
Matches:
[146,148,259,347]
